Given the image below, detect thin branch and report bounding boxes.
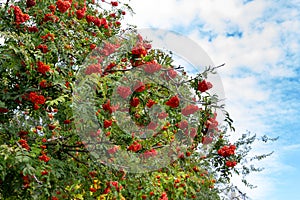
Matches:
[62,144,85,148]
[33,175,43,185]
[46,136,66,142]
[16,141,22,149]
[105,67,132,73]
[64,151,88,166]
[152,145,168,149]
[62,148,89,153]
[180,63,226,84]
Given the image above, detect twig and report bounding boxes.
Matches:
[62,144,85,148]
[33,175,43,185]
[46,136,66,142]
[64,151,88,166]
[62,148,89,153]
[180,63,226,84]
[152,145,168,149]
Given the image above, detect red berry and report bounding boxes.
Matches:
[90,44,96,50]
[41,170,48,175]
[63,119,71,124]
[111,1,118,6]
[48,124,56,130]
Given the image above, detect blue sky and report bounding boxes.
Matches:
[125,0,300,199]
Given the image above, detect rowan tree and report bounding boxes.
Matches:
[0,0,274,199]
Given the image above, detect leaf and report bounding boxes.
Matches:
[0,101,5,107]
[46,94,69,106]
[23,164,35,176]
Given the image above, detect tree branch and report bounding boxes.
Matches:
[64,151,88,166]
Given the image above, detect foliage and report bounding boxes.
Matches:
[0,0,275,199]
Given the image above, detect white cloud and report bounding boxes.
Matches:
[189,22,285,76]
[125,0,268,33]
[269,65,297,77]
[223,76,270,102]
[282,144,300,152]
[231,156,292,200]
[125,0,201,29]
[125,0,299,78]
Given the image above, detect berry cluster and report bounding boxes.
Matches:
[159,192,168,200]
[90,43,96,50]
[161,69,177,80]
[29,92,46,104]
[56,0,71,13]
[21,173,30,189]
[102,100,118,114]
[111,1,119,7]
[104,119,113,128]
[107,146,119,154]
[27,26,39,33]
[11,6,30,25]
[39,80,48,88]
[226,160,237,168]
[104,62,116,72]
[181,104,199,116]
[133,81,146,92]
[86,15,109,28]
[100,42,119,56]
[41,170,48,176]
[0,108,9,113]
[37,44,48,53]
[130,97,140,107]
[18,139,30,151]
[37,61,50,75]
[158,112,168,119]
[41,33,55,41]
[198,79,213,93]
[85,64,102,75]
[143,61,162,74]
[43,13,59,23]
[48,4,56,13]
[76,6,87,19]
[146,99,156,108]
[202,136,213,145]
[26,0,36,8]
[101,181,122,194]
[131,45,147,57]
[39,154,50,162]
[28,92,46,110]
[142,149,157,159]
[117,86,131,99]
[128,141,142,152]
[205,116,218,130]
[166,95,180,108]
[217,145,236,157]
